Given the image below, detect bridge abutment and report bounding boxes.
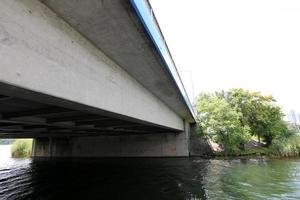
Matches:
[32,121,191,158]
[33,131,189,158]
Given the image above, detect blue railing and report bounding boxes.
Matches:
[130,0,196,119]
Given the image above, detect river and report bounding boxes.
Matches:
[0,145,299,200]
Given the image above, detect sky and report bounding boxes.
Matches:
[149,0,300,113]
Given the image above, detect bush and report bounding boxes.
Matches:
[269,134,300,157]
[11,139,33,158]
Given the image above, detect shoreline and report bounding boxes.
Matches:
[195,152,300,160]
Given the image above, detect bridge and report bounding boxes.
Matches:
[0,0,198,157]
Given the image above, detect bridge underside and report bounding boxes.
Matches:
[0,0,194,157]
[0,83,189,157]
[0,85,179,139]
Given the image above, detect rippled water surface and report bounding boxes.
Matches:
[0,145,300,200]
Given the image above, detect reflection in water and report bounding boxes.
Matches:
[204,158,300,200]
[0,145,300,200]
[0,156,207,199]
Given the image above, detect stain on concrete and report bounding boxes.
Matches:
[0,24,12,45]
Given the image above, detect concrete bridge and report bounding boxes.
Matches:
[0,0,197,157]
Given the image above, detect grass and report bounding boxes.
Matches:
[11,139,33,158]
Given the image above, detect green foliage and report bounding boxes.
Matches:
[11,139,33,158]
[196,93,251,154]
[195,88,289,154]
[213,147,270,157]
[269,133,300,157]
[0,139,15,145]
[220,89,287,146]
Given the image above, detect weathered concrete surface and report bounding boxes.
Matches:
[42,0,194,121]
[33,134,189,157]
[0,0,184,130]
[33,122,190,157]
[0,0,200,157]
[189,124,213,156]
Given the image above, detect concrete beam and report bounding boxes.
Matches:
[42,0,195,122]
[0,0,184,130]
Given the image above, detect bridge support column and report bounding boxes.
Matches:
[189,123,213,156]
[33,122,191,158]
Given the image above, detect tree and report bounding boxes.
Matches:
[196,89,288,153]
[221,89,287,146]
[258,106,288,146]
[196,93,251,154]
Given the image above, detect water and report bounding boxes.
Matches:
[0,145,300,200]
